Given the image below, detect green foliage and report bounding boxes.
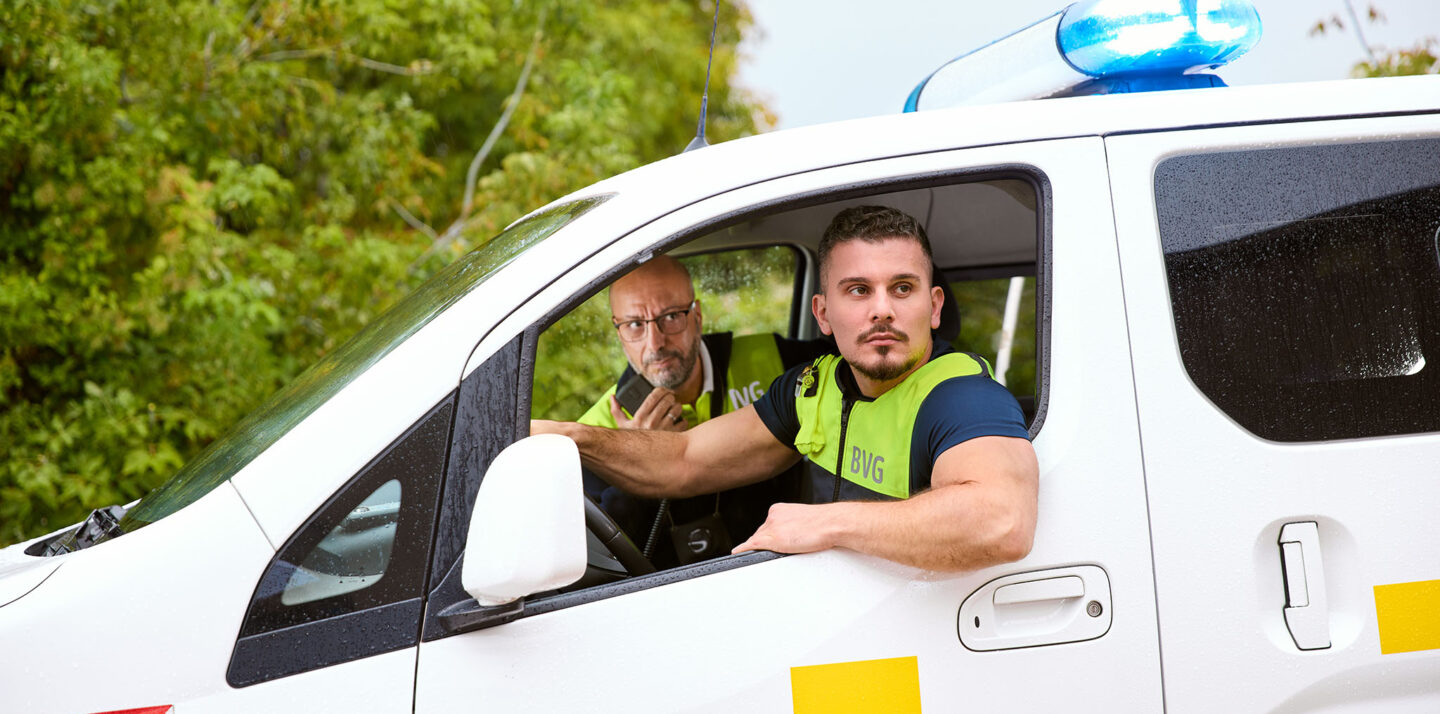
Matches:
[1309,3,1438,78]
[1351,39,1438,77]
[951,278,1037,399]
[0,0,766,546]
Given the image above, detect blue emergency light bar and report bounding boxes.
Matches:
[904,0,1262,111]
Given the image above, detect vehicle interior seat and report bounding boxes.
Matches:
[933,265,961,344]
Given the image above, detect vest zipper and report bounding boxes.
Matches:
[832,396,856,503]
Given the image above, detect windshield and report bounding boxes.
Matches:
[109,195,612,538]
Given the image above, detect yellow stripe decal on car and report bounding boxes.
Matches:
[1374,578,1440,654]
[790,656,920,714]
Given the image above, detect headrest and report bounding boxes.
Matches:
[933,265,961,343]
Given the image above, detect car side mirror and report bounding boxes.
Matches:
[461,434,587,607]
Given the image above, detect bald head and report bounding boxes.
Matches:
[609,255,694,312]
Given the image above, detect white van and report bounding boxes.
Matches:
[2,3,1438,712]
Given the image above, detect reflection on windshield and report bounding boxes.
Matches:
[112,194,612,538]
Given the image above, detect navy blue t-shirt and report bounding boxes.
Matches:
[753,341,1030,498]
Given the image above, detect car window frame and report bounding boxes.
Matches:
[229,397,454,687]
[419,162,1054,639]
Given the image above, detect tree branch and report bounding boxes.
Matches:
[459,17,545,224]
[253,48,435,76]
[1343,0,1378,64]
[203,31,216,93]
[408,11,548,272]
[242,1,263,28]
[236,3,290,61]
[355,55,434,76]
[387,198,438,241]
[253,48,331,63]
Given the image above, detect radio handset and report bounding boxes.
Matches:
[615,372,655,416]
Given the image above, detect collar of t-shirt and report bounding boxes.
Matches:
[676,340,716,425]
[698,339,715,398]
[835,339,957,403]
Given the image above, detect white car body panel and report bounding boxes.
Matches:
[0,557,61,609]
[0,483,273,713]
[418,550,1148,714]
[1108,112,1440,713]
[181,649,417,714]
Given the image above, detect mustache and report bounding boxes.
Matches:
[643,348,684,366]
[857,324,908,344]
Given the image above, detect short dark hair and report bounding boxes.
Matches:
[817,205,934,284]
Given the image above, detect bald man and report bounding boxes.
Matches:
[576,255,830,566]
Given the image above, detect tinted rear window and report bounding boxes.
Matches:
[1155,137,1440,441]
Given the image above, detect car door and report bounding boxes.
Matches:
[414,136,1164,712]
[1108,114,1440,711]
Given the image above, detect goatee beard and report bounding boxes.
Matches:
[850,352,918,382]
[850,325,914,382]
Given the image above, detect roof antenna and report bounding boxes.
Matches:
[684,1,722,153]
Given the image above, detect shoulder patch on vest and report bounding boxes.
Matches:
[797,363,819,398]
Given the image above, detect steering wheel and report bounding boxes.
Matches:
[584,496,655,576]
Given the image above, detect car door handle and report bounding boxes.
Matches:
[993,575,1084,605]
[1279,521,1331,650]
[959,565,1111,651]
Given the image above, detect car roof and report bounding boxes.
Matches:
[559,75,1440,212]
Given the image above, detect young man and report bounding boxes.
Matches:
[535,206,1038,571]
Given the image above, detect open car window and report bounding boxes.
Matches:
[531,246,801,422]
[521,174,1043,599]
[949,273,1039,424]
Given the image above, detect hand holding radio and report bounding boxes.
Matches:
[609,373,689,432]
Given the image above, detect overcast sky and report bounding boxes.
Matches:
[736,0,1440,130]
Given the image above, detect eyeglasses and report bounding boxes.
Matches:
[612,302,696,342]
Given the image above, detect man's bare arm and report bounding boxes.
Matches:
[532,404,800,499]
[733,435,1038,571]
